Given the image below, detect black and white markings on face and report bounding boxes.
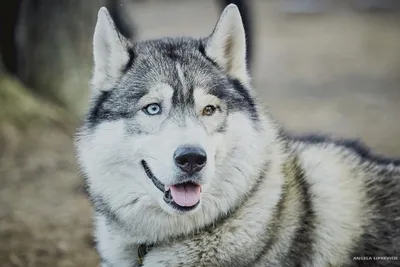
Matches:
[87,38,259,129]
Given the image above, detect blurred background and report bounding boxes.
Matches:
[0,0,399,266]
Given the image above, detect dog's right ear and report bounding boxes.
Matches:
[205,4,249,85]
[92,7,131,90]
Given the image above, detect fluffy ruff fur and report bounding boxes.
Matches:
[75,4,400,267]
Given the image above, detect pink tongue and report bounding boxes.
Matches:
[170,183,201,207]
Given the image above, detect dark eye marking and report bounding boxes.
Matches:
[87,90,113,125]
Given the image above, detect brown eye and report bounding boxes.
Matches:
[202,105,216,116]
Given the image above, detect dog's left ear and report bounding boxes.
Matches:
[205,4,249,84]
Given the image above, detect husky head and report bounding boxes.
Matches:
[76,4,277,242]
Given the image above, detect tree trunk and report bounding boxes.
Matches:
[16,0,107,116]
[0,0,22,75]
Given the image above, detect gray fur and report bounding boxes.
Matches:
[75,5,400,267]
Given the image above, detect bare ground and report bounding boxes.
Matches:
[1,0,400,266]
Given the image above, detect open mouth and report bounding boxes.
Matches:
[141,160,202,212]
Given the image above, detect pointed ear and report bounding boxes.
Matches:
[92,7,131,90]
[205,4,249,84]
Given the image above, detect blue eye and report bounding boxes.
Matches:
[143,103,161,115]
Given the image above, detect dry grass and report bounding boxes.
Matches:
[0,74,99,267]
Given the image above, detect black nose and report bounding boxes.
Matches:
[174,146,207,175]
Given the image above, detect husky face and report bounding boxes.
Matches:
[76,5,273,240]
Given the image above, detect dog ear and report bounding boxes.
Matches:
[205,4,249,84]
[92,7,132,90]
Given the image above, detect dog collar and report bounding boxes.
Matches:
[138,244,153,266]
